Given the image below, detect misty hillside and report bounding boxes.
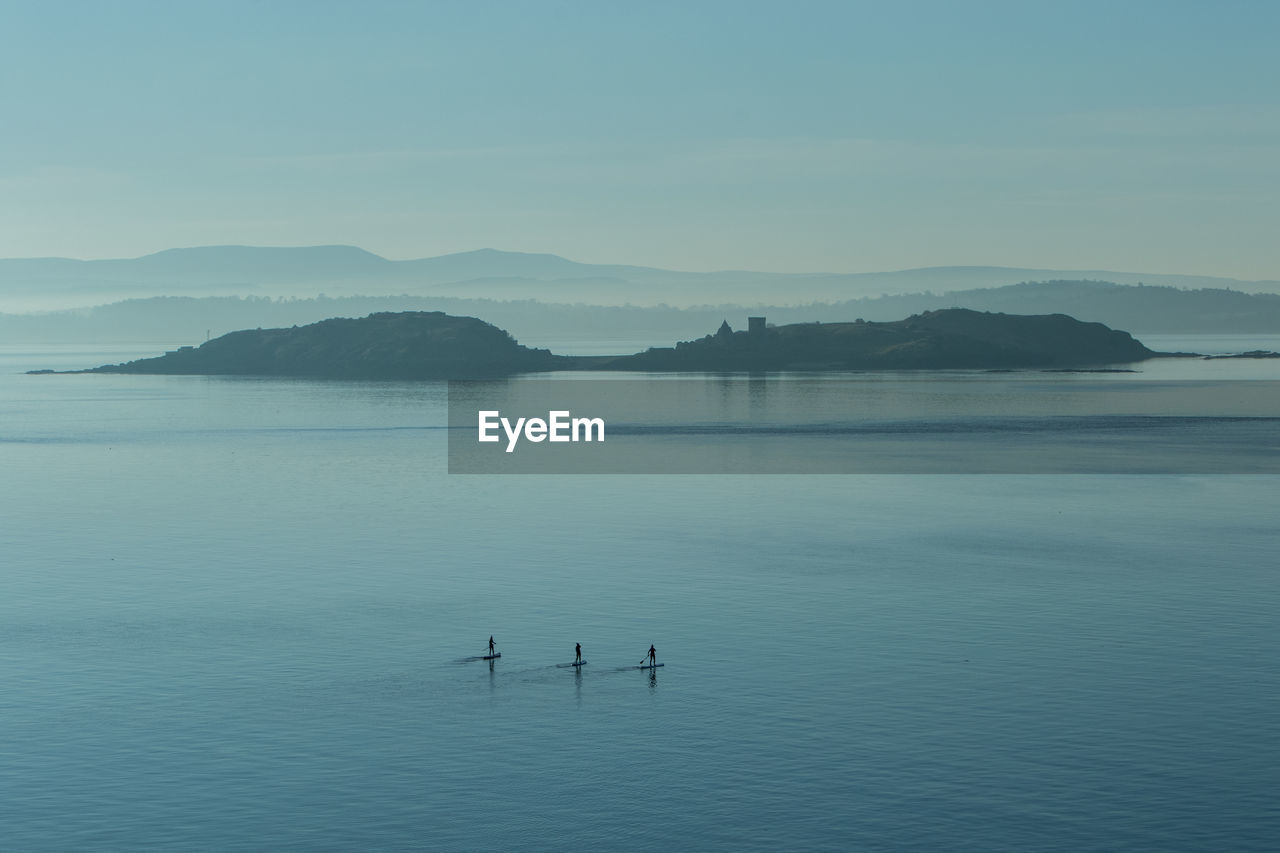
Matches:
[821,280,1280,334]
[2,245,1278,312]
[4,280,1280,346]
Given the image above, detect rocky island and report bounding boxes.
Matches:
[58,308,1157,379]
[80,311,564,379]
[593,309,1155,371]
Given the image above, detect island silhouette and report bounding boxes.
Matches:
[592,310,1155,371]
[53,308,1160,378]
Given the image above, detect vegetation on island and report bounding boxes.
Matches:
[597,309,1155,371]
[84,311,563,379]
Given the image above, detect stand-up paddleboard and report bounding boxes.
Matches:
[481,653,501,660]
[639,663,664,669]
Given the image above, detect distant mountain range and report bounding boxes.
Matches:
[2,245,1277,312]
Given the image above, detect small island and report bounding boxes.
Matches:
[51,308,1159,379]
[1202,350,1280,360]
[77,311,565,379]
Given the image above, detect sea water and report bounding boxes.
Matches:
[2,342,1279,851]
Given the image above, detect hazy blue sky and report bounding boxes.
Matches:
[2,1,1277,277]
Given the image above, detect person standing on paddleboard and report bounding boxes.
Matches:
[489,636,496,657]
[646,645,657,667]
[575,643,582,664]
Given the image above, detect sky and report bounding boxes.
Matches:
[1,0,1277,278]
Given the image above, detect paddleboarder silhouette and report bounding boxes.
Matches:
[646,645,657,667]
[488,636,496,657]
[575,643,582,664]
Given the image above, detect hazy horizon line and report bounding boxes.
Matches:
[2,243,1276,284]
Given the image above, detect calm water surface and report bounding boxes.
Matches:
[2,343,1278,851]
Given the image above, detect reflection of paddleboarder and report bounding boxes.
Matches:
[488,636,496,657]
[646,645,657,667]
[575,643,582,664]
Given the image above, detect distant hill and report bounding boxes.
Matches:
[58,309,1157,378]
[817,280,1280,334]
[1,244,1276,311]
